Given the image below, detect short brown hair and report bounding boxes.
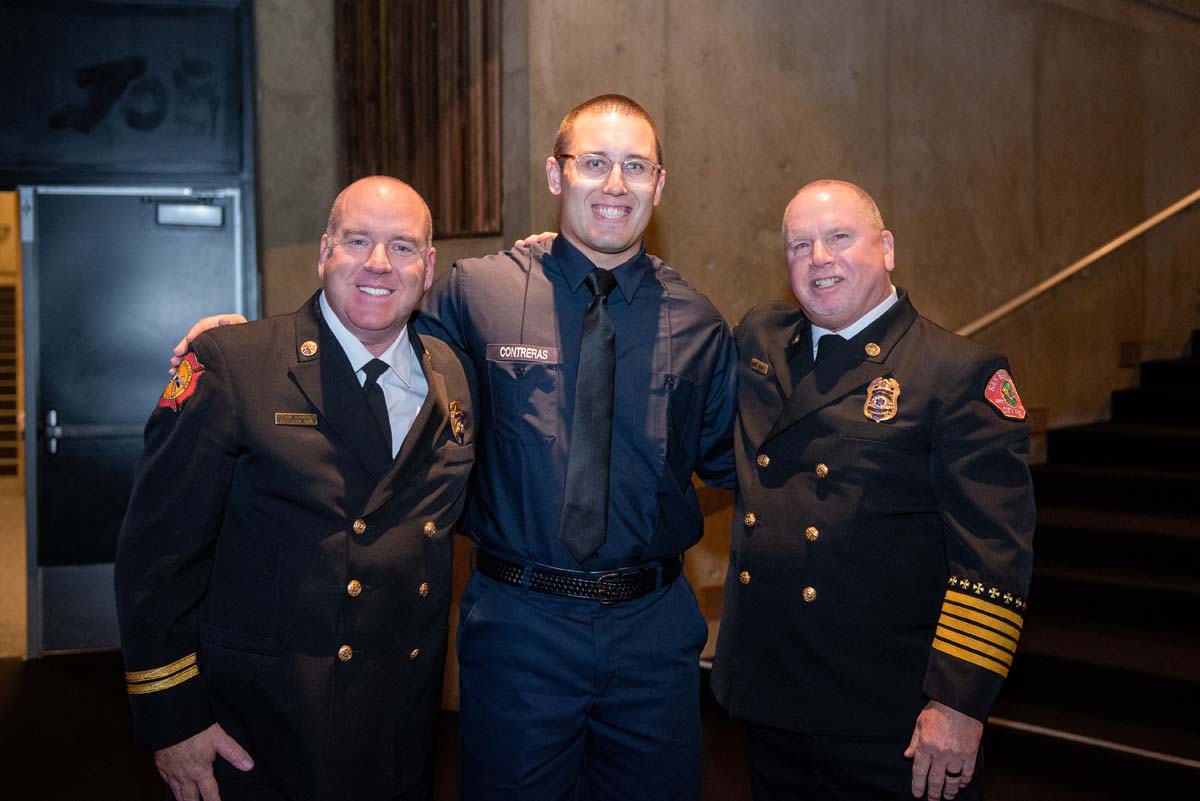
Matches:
[553,94,663,166]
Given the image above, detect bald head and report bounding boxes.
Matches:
[782,180,884,240]
[325,176,433,255]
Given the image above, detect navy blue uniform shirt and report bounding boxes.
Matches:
[417,235,736,570]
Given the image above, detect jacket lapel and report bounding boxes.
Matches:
[764,292,919,444]
[288,294,392,479]
[363,327,450,515]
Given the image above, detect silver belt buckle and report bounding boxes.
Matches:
[595,571,623,605]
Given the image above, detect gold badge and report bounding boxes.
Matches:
[749,358,769,375]
[275,412,318,426]
[863,377,900,423]
[449,400,466,444]
[300,340,318,357]
[864,342,881,357]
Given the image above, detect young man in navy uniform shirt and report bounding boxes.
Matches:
[712,180,1035,801]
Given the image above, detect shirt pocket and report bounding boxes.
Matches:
[488,360,559,444]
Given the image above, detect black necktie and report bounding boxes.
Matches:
[559,268,618,563]
[816,334,844,362]
[362,358,393,456]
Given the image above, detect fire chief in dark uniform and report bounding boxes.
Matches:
[712,180,1035,801]
[115,177,476,801]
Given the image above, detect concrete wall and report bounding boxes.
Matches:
[500,0,1200,430]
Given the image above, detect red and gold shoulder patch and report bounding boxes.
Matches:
[159,353,205,412]
[984,369,1025,420]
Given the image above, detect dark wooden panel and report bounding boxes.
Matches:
[336,0,501,237]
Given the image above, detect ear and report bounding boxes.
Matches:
[546,156,563,196]
[423,247,437,291]
[317,233,330,279]
[652,167,666,207]
[881,229,895,273]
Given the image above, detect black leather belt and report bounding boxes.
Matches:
[474,549,682,603]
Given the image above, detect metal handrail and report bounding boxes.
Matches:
[956,186,1200,338]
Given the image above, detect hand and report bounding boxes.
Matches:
[154,722,254,801]
[169,314,248,371]
[513,231,556,248]
[904,700,983,800]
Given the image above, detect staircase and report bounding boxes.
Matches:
[986,331,1200,797]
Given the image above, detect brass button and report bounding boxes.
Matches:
[418,582,430,597]
[408,648,421,661]
[300,340,318,357]
[802,587,817,602]
[864,342,881,357]
[352,518,366,535]
[756,453,770,468]
[337,644,353,661]
[422,521,437,538]
[805,526,819,542]
[739,570,751,585]
[815,463,829,479]
[744,513,757,527]
[347,579,363,597]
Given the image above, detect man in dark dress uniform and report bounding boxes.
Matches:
[116,177,476,801]
[711,180,1035,801]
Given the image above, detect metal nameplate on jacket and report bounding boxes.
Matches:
[863,377,900,423]
[749,357,769,375]
[449,400,466,444]
[274,412,318,426]
[485,344,559,363]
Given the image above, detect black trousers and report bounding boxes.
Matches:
[744,722,984,801]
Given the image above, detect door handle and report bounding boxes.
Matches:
[44,409,62,454]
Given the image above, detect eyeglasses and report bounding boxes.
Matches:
[556,153,662,188]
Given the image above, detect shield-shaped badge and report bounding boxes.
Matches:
[863,377,900,423]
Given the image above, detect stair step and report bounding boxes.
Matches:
[1017,612,1200,684]
[1046,424,1200,471]
[1111,388,1200,426]
[1035,506,1200,575]
[1029,563,1199,630]
[1031,464,1200,512]
[1140,358,1200,389]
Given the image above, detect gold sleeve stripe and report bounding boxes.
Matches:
[935,626,1014,666]
[941,602,1022,641]
[125,652,197,683]
[945,590,1024,627]
[938,614,1019,651]
[932,638,1010,678]
[126,665,200,695]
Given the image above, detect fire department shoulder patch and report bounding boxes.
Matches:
[159,353,205,412]
[984,369,1026,420]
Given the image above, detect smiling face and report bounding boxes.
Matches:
[545,111,666,269]
[783,182,895,332]
[317,178,435,355]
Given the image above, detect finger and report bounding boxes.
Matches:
[213,730,254,771]
[910,750,931,797]
[903,726,920,758]
[173,336,189,358]
[197,773,223,801]
[943,779,961,800]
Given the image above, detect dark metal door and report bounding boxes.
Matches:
[21,185,250,654]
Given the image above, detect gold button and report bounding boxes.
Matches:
[744,513,757,527]
[300,340,318,357]
[347,579,362,597]
[756,453,770,468]
[418,582,430,597]
[815,463,829,479]
[422,521,437,538]
[802,587,817,602]
[337,644,353,661]
[805,526,819,542]
[352,518,366,535]
[865,342,881,357]
[408,648,421,661]
[739,570,751,585]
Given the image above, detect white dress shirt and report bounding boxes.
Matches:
[809,285,899,359]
